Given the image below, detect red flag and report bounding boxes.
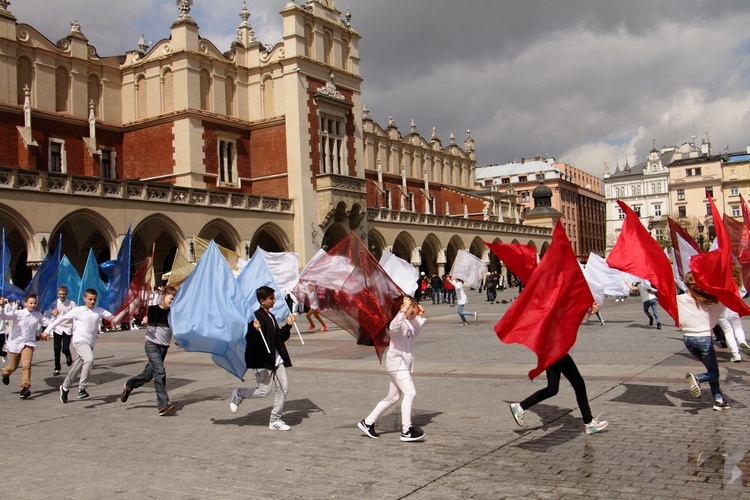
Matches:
[738,194,750,291]
[292,232,403,361]
[668,217,701,278]
[689,194,750,316]
[607,200,679,327]
[108,254,154,326]
[482,240,537,284]
[494,221,593,380]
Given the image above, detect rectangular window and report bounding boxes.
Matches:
[49,139,65,173]
[653,204,662,217]
[706,203,712,216]
[705,186,713,198]
[100,149,116,179]
[677,189,685,201]
[617,207,625,219]
[320,115,345,175]
[518,176,527,182]
[632,205,641,217]
[217,137,238,187]
[408,192,415,212]
[732,205,741,217]
[678,206,687,217]
[501,177,510,184]
[730,185,739,196]
[383,189,391,209]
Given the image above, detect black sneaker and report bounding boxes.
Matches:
[656,323,661,330]
[53,369,61,376]
[400,426,425,442]
[649,317,654,327]
[120,384,132,403]
[158,404,176,416]
[19,387,31,399]
[59,385,69,403]
[77,389,90,399]
[1,373,8,385]
[357,419,380,439]
[66,355,73,367]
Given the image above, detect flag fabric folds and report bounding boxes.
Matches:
[24,235,62,313]
[166,250,195,285]
[689,194,750,316]
[494,221,593,380]
[668,217,701,280]
[449,250,486,290]
[170,241,253,380]
[193,236,241,276]
[258,249,300,296]
[292,232,403,362]
[237,248,294,327]
[0,228,24,301]
[581,252,632,306]
[99,227,132,313]
[74,249,108,307]
[607,200,679,327]
[378,249,419,296]
[57,255,82,304]
[483,240,537,285]
[108,254,153,326]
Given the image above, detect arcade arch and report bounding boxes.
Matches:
[133,214,184,282]
[0,204,34,288]
[249,223,291,255]
[50,210,117,272]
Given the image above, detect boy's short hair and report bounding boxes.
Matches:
[58,285,68,293]
[163,285,177,297]
[24,293,38,302]
[84,288,98,297]
[256,286,275,301]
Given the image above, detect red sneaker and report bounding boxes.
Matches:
[307,325,316,331]
[320,326,328,332]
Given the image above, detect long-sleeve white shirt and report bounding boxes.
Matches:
[0,307,49,353]
[678,294,725,337]
[384,311,427,373]
[448,279,467,305]
[50,298,76,334]
[45,306,112,347]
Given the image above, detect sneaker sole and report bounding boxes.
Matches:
[740,343,750,357]
[686,373,701,398]
[158,405,176,416]
[357,421,379,439]
[509,405,524,427]
[59,386,68,403]
[584,423,609,434]
[400,435,425,442]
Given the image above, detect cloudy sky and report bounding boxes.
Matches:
[10,0,750,176]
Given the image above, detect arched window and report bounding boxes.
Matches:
[162,69,174,113]
[136,74,147,119]
[323,30,333,65]
[17,57,33,105]
[87,74,101,117]
[304,24,314,58]
[200,69,211,111]
[55,66,69,112]
[225,76,235,117]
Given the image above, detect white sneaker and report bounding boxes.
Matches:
[269,420,291,431]
[474,311,479,322]
[229,389,242,413]
[584,419,608,434]
[731,352,742,363]
[509,403,525,427]
[686,373,701,398]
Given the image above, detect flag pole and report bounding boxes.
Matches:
[258,326,271,353]
[293,322,305,345]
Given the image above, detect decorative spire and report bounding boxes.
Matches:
[237,0,256,43]
[362,104,371,121]
[410,119,417,135]
[431,127,437,140]
[138,33,152,53]
[23,84,31,128]
[88,100,96,139]
[173,0,197,26]
[345,7,351,28]
[239,0,250,25]
[449,132,456,145]
[0,1,11,12]
[70,20,82,35]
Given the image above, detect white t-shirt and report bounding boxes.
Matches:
[51,298,76,334]
[448,280,467,305]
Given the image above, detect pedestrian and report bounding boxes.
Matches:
[302,282,327,332]
[447,276,477,325]
[357,295,426,442]
[120,285,177,416]
[430,273,443,304]
[628,280,660,329]
[584,301,605,326]
[229,286,296,431]
[42,288,113,402]
[485,272,496,302]
[680,272,731,410]
[716,264,750,362]
[443,275,455,306]
[509,305,609,435]
[48,285,76,376]
[0,295,50,399]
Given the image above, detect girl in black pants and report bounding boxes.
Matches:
[509,354,608,434]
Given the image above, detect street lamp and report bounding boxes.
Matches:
[697,222,705,250]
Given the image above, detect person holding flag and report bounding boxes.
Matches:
[229,286,296,431]
[680,272,731,410]
[628,280,661,329]
[358,295,427,442]
[0,294,50,399]
[447,276,478,325]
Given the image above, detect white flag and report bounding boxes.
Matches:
[379,250,419,296]
[449,250,485,290]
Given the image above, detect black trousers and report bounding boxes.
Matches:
[53,332,72,371]
[520,354,593,424]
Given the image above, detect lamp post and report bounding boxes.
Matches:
[697,222,705,250]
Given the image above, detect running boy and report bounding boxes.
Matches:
[42,289,113,402]
[120,285,177,416]
[358,295,427,442]
[49,285,76,375]
[0,295,50,399]
[229,286,296,431]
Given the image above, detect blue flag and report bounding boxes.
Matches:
[75,249,107,307]
[236,248,293,326]
[25,234,62,313]
[1,228,24,301]
[99,227,131,312]
[170,241,253,380]
[58,255,81,307]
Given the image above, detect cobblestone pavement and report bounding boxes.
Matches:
[1,289,749,499]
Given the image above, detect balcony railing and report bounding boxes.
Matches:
[0,167,293,214]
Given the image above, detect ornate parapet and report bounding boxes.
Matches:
[0,167,293,214]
